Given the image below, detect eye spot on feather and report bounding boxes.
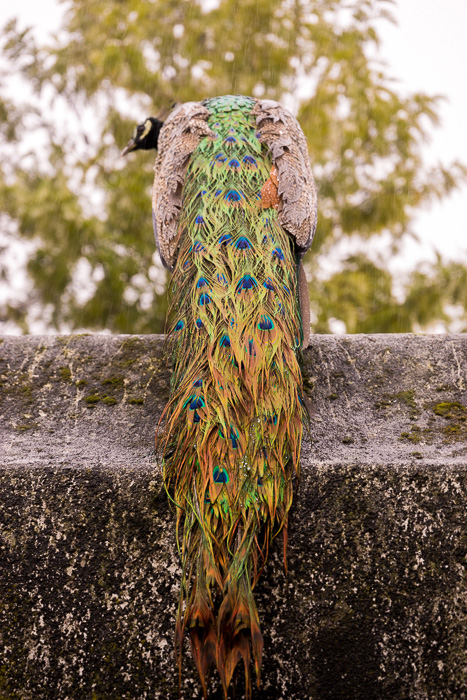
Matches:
[213,466,229,484]
[199,293,211,306]
[236,275,258,293]
[243,155,257,169]
[189,396,205,410]
[272,247,285,262]
[235,237,252,250]
[225,189,243,203]
[258,315,274,331]
[219,233,232,245]
[174,320,185,331]
[229,426,239,449]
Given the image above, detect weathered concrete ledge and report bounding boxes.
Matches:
[0,334,466,699]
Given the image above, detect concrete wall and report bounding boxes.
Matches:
[1,334,466,699]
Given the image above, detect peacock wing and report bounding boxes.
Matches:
[253,98,318,255]
[152,101,215,270]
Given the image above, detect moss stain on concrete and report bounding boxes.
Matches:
[1,334,467,698]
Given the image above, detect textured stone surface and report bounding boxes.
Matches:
[1,334,467,699]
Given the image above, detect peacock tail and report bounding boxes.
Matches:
[123,94,317,699]
[159,95,308,698]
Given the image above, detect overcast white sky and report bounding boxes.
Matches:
[378,0,467,268]
[1,0,466,272]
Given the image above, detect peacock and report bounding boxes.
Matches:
[122,95,317,698]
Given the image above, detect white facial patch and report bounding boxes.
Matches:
[142,120,152,139]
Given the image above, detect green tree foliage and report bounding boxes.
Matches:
[0,0,466,333]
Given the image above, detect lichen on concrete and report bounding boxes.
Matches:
[1,334,467,699]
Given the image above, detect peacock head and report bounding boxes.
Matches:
[121,117,163,155]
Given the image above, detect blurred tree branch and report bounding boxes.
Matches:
[0,0,466,333]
